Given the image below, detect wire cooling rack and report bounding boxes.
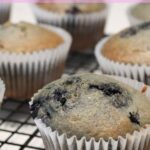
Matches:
[0,51,99,150]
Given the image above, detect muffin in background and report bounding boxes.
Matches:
[95,22,150,84]
[128,4,150,25]
[0,3,11,24]
[31,3,108,52]
[30,73,150,150]
[0,22,72,100]
[0,78,5,107]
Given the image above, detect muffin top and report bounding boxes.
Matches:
[37,3,106,14]
[30,73,150,140]
[131,4,150,21]
[0,22,63,53]
[101,22,150,65]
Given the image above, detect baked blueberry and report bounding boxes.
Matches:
[66,6,81,14]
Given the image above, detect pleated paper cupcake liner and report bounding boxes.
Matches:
[0,78,5,107]
[31,4,108,52]
[30,76,150,150]
[0,3,11,24]
[95,37,150,85]
[0,24,72,100]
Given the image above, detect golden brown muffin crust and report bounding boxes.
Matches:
[0,22,64,53]
[37,3,106,14]
[102,22,150,65]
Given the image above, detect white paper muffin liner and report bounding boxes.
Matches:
[0,24,72,100]
[95,37,150,85]
[30,76,150,150]
[127,4,146,26]
[0,78,5,106]
[0,3,11,24]
[31,4,108,52]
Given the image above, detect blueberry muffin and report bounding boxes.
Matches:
[0,22,63,53]
[129,4,150,24]
[32,3,107,52]
[0,21,71,99]
[30,73,150,140]
[101,22,150,65]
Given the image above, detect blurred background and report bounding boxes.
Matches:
[0,2,149,150]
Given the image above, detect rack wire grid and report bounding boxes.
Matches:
[0,51,100,150]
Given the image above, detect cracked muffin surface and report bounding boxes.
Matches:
[0,22,63,53]
[101,22,150,65]
[30,74,150,140]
